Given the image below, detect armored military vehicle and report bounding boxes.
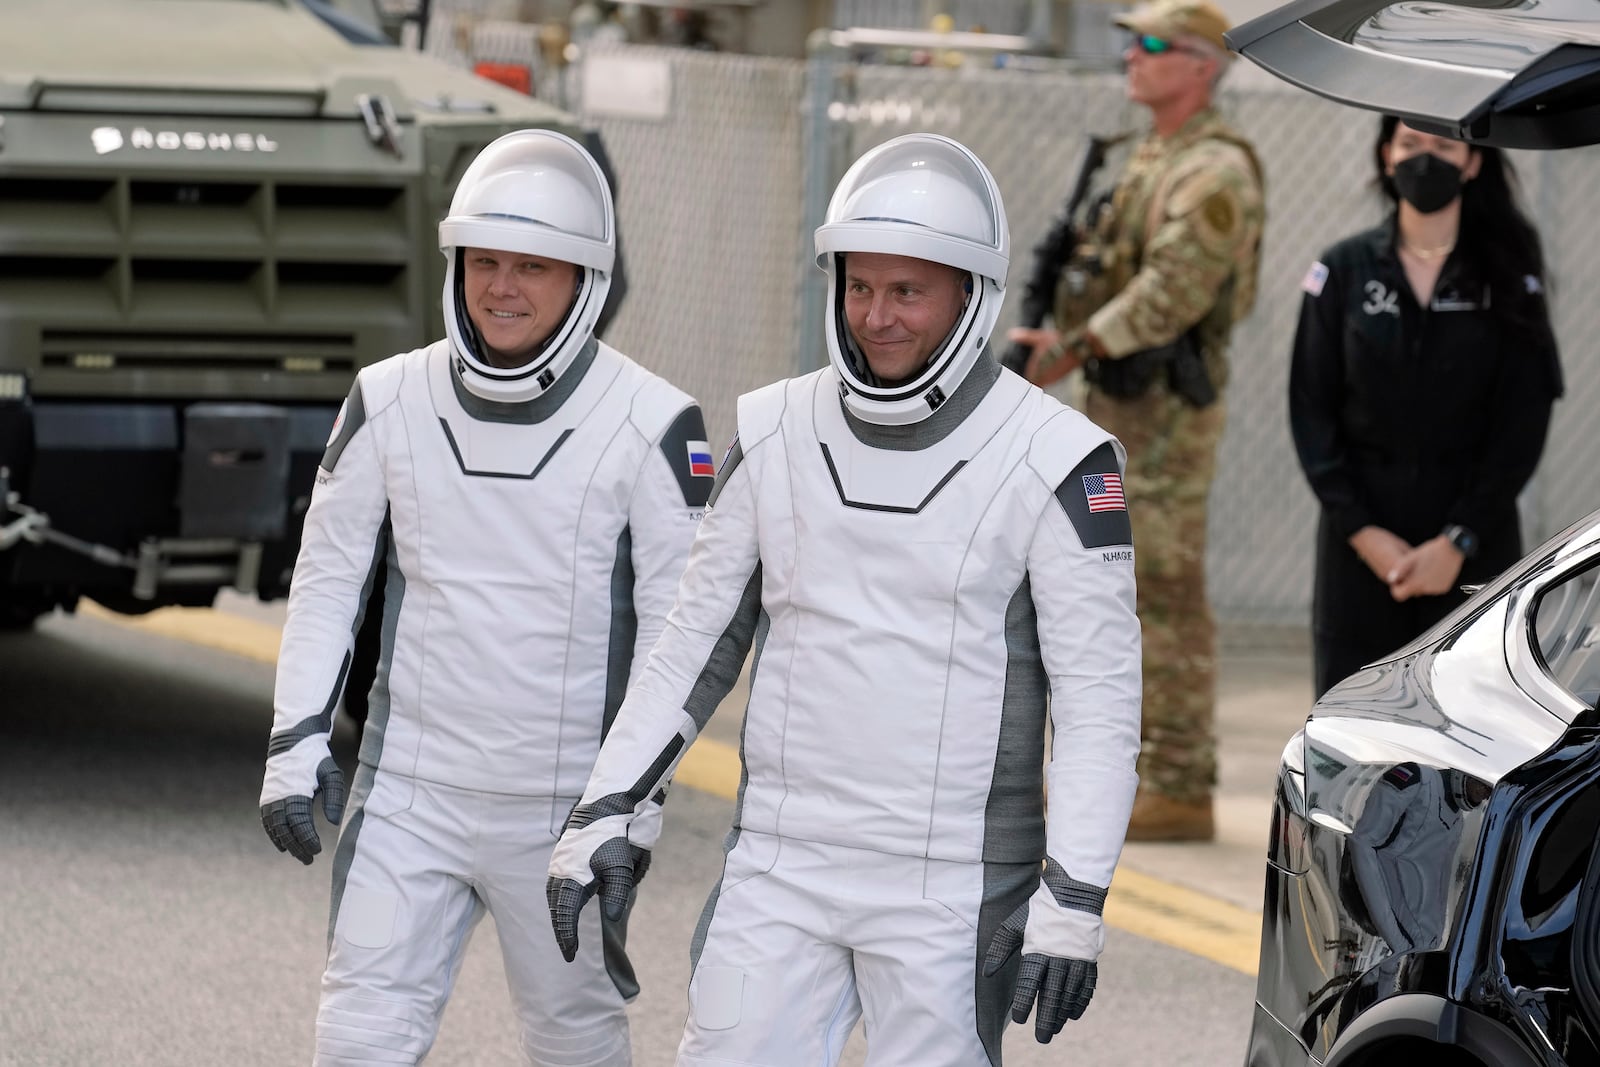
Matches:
[0,0,589,627]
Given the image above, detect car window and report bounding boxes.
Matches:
[1533,560,1600,708]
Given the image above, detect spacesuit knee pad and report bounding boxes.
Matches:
[315,991,437,1065]
[519,1019,631,1067]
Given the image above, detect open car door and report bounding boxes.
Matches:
[1225,0,1600,148]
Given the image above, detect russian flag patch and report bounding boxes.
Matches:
[686,439,715,478]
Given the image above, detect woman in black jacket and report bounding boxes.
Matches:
[1290,115,1563,698]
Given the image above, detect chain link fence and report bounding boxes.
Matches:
[414,25,1599,624]
[578,47,808,457]
[832,0,1040,32]
[1531,151,1600,546]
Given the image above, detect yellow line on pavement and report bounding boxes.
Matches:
[1106,866,1261,975]
[78,600,282,665]
[674,736,744,799]
[675,736,1260,975]
[88,603,1260,976]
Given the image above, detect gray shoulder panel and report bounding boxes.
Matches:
[321,380,367,472]
[1053,442,1133,549]
[658,405,714,508]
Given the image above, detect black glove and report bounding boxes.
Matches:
[982,899,1099,1043]
[260,755,346,865]
[546,835,650,963]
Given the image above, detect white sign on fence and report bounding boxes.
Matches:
[582,52,672,121]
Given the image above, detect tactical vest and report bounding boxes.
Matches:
[1057,118,1264,378]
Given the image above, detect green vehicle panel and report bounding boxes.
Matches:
[0,0,588,622]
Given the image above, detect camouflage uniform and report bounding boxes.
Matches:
[1062,107,1264,803]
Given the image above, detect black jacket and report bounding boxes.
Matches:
[1290,217,1561,564]
[1292,215,1561,691]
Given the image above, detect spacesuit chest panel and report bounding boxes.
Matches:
[734,376,1045,855]
[794,373,1037,610]
[362,345,652,794]
[382,346,635,583]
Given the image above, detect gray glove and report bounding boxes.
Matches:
[982,893,1100,1041]
[546,836,651,962]
[260,755,346,865]
[546,787,664,962]
[979,857,1107,1043]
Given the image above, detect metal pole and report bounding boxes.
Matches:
[1025,0,1053,52]
[416,0,433,52]
[796,29,844,376]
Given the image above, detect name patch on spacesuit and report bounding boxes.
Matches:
[659,405,714,508]
[1054,442,1133,550]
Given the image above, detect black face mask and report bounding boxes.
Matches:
[1391,152,1464,214]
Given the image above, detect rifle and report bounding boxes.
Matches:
[1000,131,1132,374]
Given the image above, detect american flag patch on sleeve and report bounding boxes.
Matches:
[1302,261,1329,297]
[1083,472,1125,513]
[686,440,715,478]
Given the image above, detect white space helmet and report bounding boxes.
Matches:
[815,133,1008,426]
[439,129,615,402]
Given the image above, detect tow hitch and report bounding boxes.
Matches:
[1,465,263,598]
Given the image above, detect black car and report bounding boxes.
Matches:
[1243,510,1600,1066]
[1226,6,1600,1062]
[1227,0,1600,148]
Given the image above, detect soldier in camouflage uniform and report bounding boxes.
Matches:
[1013,0,1264,841]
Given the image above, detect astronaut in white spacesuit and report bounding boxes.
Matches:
[548,133,1143,1064]
[258,129,710,1067]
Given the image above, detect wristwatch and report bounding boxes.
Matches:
[1442,524,1479,559]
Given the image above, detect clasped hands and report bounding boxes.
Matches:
[1350,526,1464,601]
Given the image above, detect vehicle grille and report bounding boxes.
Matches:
[0,174,424,398]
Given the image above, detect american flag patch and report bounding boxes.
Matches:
[1083,472,1125,513]
[1302,261,1329,297]
[686,439,715,478]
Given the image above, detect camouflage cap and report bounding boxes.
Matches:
[1114,0,1231,53]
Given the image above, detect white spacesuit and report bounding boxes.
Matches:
[549,134,1142,1064]
[259,131,708,1067]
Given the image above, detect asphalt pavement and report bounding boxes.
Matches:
[1,606,1274,1065]
[107,595,1320,971]
[1122,622,1314,915]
